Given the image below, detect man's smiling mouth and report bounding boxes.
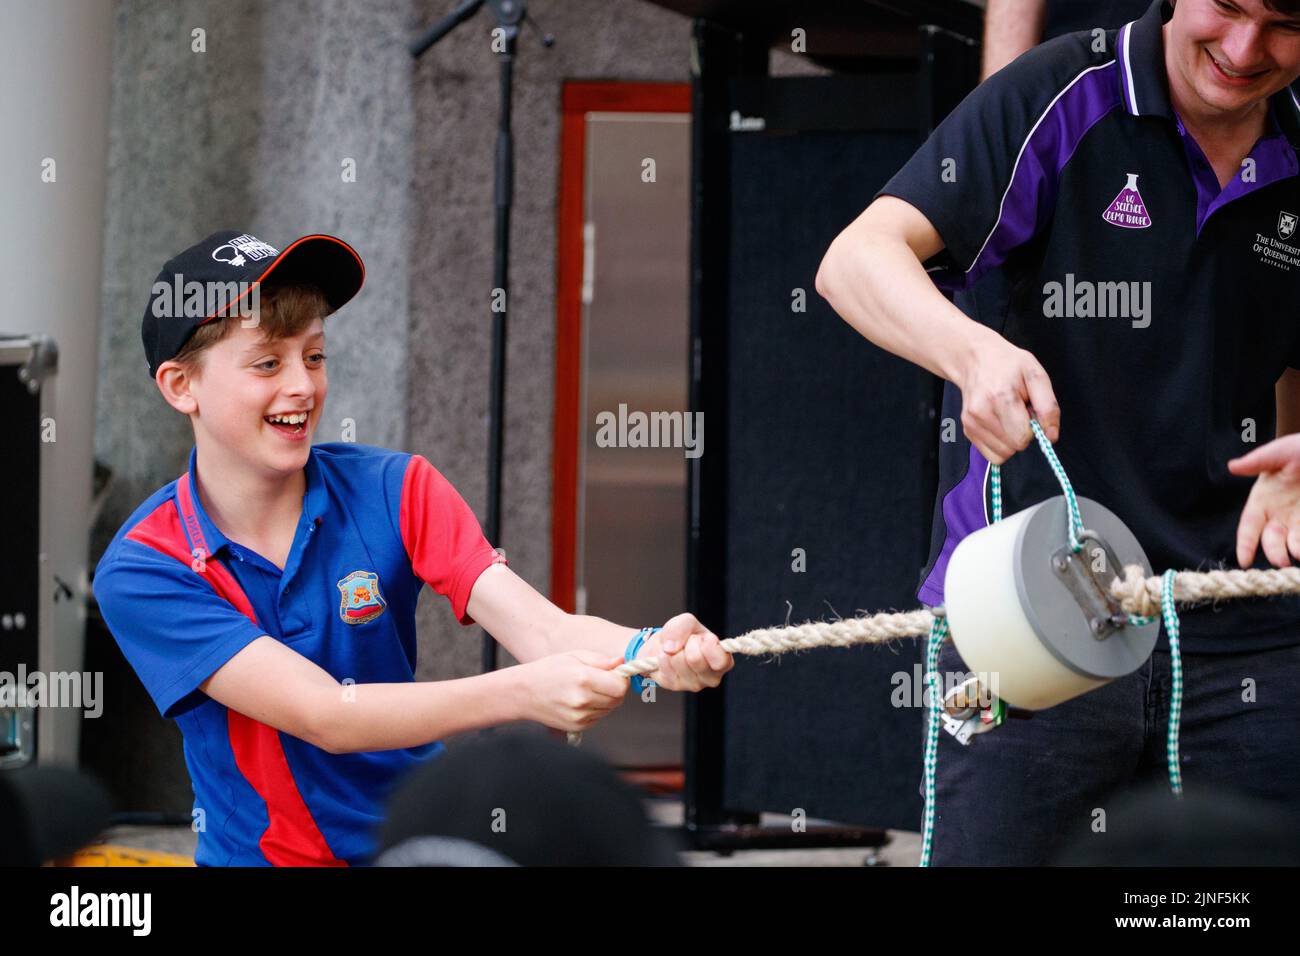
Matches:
[1207,48,1267,80]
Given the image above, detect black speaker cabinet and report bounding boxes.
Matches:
[0,336,54,768]
[685,19,978,843]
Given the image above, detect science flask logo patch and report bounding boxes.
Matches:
[1102,173,1152,229]
[337,570,387,625]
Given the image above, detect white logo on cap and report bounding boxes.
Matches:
[212,234,279,267]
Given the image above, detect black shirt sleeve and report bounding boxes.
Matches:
[874,36,1100,291]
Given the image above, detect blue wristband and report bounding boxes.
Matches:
[625,627,661,695]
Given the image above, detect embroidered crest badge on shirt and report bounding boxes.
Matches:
[1279,211,1297,240]
[337,570,387,625]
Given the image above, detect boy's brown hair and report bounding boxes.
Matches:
[171,282,330,377]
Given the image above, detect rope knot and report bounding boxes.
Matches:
[1112,564,1162,617]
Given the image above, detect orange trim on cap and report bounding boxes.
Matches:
[200,234,366,326]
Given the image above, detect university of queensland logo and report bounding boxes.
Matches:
[337,570,387,625]
[1279,211,1297,241]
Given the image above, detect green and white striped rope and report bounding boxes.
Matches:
[918,610,948,868]
[921,418,1185,866]
[1161,568,1184,796]
[989,454,1003,524]
[989,419,1084,552]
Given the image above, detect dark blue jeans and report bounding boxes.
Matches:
[925,638,1300,865]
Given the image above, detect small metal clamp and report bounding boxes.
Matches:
[940,677,1005,745]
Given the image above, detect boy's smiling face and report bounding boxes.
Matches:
[170,316,328,475]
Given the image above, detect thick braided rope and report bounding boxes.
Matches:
[1111,564,1300,616]
[575,561,1300,678]
[609,610,937,681]
[604,564,1300,665]
[594,562,1300,677]
[565,611,936,746]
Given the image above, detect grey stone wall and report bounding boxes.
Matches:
[405,0,693,681]
[93,0,414,562]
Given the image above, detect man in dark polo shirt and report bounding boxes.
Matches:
[817,0,1300,865]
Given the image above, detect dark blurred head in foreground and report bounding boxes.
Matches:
[376,731,681,867]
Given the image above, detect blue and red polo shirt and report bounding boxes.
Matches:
[92,442,506,866]
[877,0,1300,652]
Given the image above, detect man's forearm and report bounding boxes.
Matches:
[817,228,994,387]
[982,0,1045,80]
[319,667,524,754]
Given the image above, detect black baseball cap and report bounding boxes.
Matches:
[141,230,365,380]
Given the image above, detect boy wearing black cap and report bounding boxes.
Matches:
[93,230,733,866]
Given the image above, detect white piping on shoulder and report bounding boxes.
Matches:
[1121,21,1139,114]
[964,58,1118,282]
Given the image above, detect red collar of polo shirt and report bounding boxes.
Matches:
[180,445,328,562]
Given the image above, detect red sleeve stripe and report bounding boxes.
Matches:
[398,455,507,623]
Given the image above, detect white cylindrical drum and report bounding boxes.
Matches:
[943,496,1159,710]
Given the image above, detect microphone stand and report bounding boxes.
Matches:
[411,1,554,674]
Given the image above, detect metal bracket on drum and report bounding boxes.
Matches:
[1050,529,1129,640]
